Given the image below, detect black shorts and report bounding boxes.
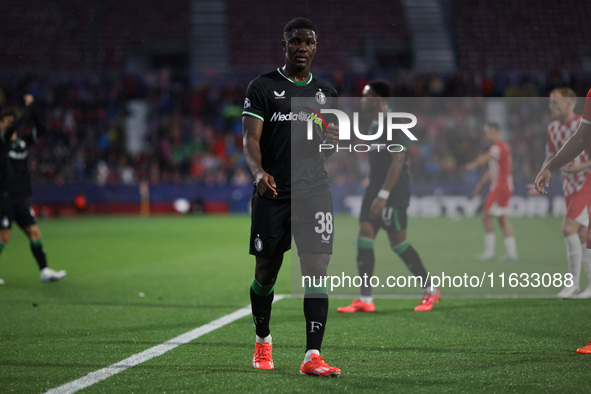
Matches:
[0,196,37,230]
[249,189,334,258]
[359,193,407,234]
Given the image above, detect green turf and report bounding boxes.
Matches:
[0,215,590,393]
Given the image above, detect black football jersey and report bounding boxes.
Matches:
[243,68,338,199]
[3,134,37,197]
[0,108,43,198]
[366,118,411,208]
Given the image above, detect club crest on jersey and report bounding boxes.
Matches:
[315,89,326,105]
[244,98,251,109]
[274,90,285,99]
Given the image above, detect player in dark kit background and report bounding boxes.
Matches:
[337,81,440,313]
[0,94,66,284]
[242,18,341,376]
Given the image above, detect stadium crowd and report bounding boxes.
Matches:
[1,69,590,190]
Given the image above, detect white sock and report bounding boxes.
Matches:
[581,244,591,283]
[256,334,272,344]
[564,234,581,289]
[504,236,517,257]
[484,232,495,255]
[304,349,320,363]
[359,296,373,304]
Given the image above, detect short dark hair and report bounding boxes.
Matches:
[367,80,392,98]
[284,18,317,39]
[0,108,16,121]
[485,121,500,130]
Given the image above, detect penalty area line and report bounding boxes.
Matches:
[45,295,287,394]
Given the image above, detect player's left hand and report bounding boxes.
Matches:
[369,197,386,219]
[324,122,339,144]
[534,168,552,194]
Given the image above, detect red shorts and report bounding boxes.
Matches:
[565,190,591,227]
[483,187,512,216]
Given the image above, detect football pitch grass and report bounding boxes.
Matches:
[1,214,590,392]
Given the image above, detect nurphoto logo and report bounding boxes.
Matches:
[305,108,418,152]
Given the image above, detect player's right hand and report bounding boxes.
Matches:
[255,172,277,198]
[324,122,339,144]
[369,197,386,219]
[534,168,551,194]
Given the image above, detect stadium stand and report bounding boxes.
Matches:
[0,0,189,71]
[454,0,591,71]
[226,0,410,72]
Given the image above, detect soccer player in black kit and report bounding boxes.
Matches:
[0,94,66,284]
[242,18,341,376]
[337,81,440,313]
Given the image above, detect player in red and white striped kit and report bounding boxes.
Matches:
[534,88,591,298]
[466,122,518,262]
[535,88,591,354]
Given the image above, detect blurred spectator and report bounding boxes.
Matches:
[0,69,590,189]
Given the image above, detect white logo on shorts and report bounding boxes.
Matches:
[254,237,263,252]
[1,217,9,228]
[382,208,393,227]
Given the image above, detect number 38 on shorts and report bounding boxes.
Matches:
[292,190,334,255]
[314,211,333,243]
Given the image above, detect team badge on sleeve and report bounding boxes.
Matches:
[244,98,251,109]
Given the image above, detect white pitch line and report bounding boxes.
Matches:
[45,295,287,394]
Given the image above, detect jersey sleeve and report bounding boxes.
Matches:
[23,106,46,145]
[489,144,500,160]
[583,89,591,124]
[242,79,266,122]
[0,107,30,146]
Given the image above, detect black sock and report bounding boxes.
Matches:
[394,242,431,289]
[250,279,274,338]
[303,294,328,351]
[357,239,375,297]
[30,239,47,270]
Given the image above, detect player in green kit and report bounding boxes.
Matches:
[337,81,440,313]
[242,18,341,376]
[0,95,66,284]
